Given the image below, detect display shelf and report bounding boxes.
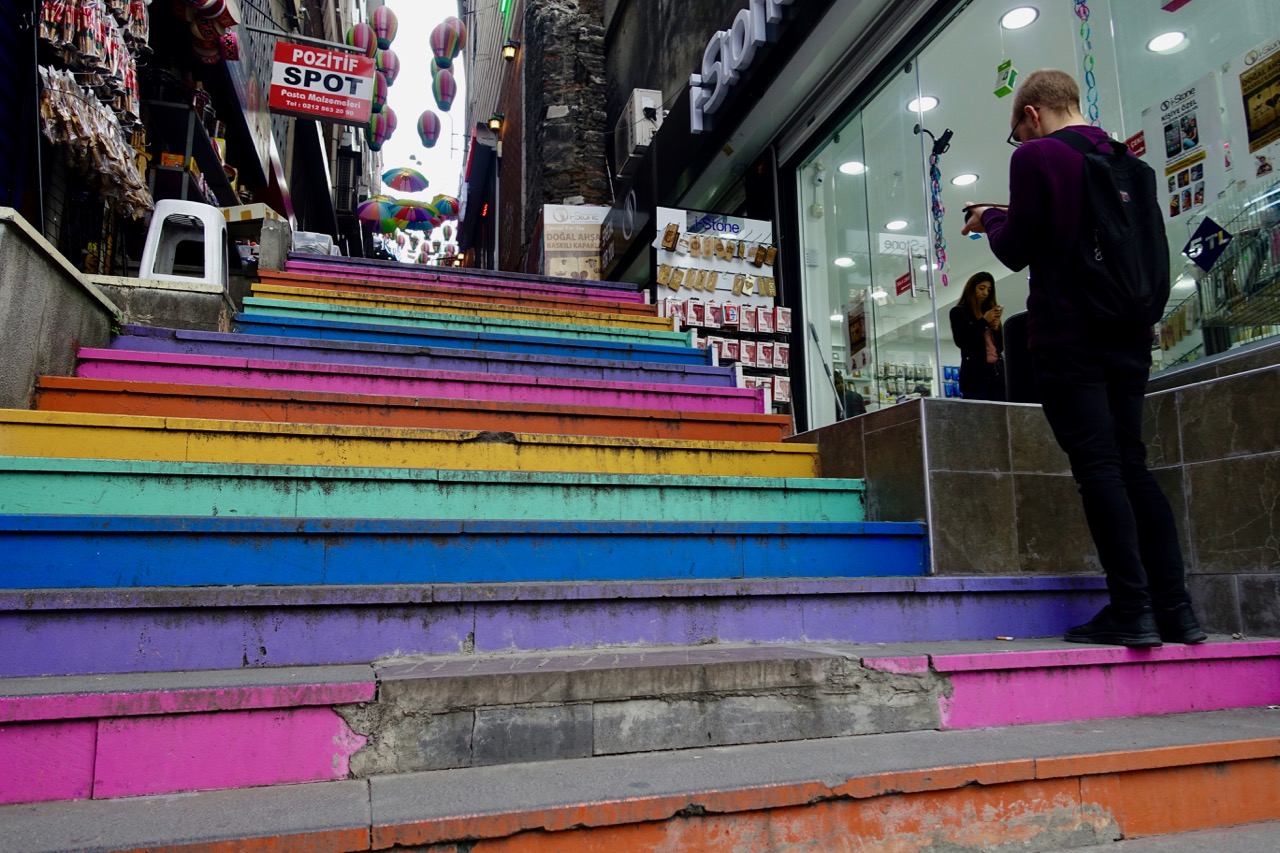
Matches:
[144,100,236,207]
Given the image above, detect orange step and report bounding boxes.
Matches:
[34,376,793,442]
[257,269,659,318]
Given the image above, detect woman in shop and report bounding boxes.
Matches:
[949,271,1006,401]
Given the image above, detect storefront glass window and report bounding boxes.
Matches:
[797,0,1280,430]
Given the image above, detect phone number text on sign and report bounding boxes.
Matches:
[268,43,376,125]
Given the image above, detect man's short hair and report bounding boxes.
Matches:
[1013,69,1081,121]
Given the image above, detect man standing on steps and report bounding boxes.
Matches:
[961,69,1206,648]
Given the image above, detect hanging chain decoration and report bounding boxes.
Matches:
[1074,1,1102,126]
[928,150,949,287]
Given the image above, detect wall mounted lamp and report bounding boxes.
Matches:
[488,113,504,132]
[501,39,519,61]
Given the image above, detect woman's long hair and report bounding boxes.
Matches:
[960,272,997,319]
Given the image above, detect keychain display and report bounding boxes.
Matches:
[38,0,146,121]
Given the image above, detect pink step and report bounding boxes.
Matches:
[285,258,648,304]
[75,348,767,414]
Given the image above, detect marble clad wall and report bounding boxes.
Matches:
[795,363,1280,635]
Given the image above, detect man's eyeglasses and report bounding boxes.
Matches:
[1007,105,1038,147]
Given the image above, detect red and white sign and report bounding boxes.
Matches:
[895,269,913,296]
[1125,131,1146,157]
[268,43,376,125]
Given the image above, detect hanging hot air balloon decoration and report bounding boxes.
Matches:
[432,68,457,112]
[370,6,398,50]
[345,22,377,57]
[442,223,453,242]
[371,72,388,113]
[430,57,446,79]
[366,106,396,151]
[430,21,459,69]
[376,49,400,86]
[417,110,441,148]
[383,105,398,136]
[443,16,467,53]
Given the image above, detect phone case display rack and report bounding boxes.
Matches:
[36,0,154,220]
[654,224,792,411]
[1194,176,1280,349]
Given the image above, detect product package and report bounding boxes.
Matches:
[739,307,757,333]
[740,340,758,368]
[723,302,740,326]
[775,342,790,369]
[688,300,706,326]
[757,306,775,334]
[773,375,791,403]
[707,302,723,328]
[774,306,792,333]
[758,341,775,368]
[723,338,740,361]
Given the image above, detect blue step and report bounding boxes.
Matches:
[233,313,715,366]
[0,516,928,587]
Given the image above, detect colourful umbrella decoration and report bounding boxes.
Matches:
[430,22,459,69]
[443,16,467,54]
[371,72,388,113]
[431,194,460,217]
[345,22,377,57]
[392,204,434,226]
[355,197,397,231]
[382,167,429,193]
[376,49,400,86]
[370,6,398,50]
[417,110,441,148]
[432,68,457,112]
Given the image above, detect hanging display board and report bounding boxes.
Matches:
[1141,72,1228,222]
[268,43,377,125]
[1225,34,1280,185]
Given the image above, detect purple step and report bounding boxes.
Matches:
[285,256,647,304]
[110,326,738,388]
[75,349,767,414]
[0,576,1109,676]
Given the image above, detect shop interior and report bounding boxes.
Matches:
[798,0,1280,426]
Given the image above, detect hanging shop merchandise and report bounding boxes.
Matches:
[652,208,791,407]
[36,0,153,220]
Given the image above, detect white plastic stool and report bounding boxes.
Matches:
[138,199,229,288]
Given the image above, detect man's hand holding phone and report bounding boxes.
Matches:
[960,202,1007,236]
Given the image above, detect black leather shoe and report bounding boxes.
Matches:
[1064,606,1162,648]
[1156,602,1208,644]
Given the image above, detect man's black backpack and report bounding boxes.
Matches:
[1049,128,1170,328]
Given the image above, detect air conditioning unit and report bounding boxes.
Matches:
[613,88,662,177]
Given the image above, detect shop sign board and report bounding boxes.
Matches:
[1140,72,1227,222]
[895,270,913,296]
[877,232,928,258]
[543,204,610,280]
[268,42,376,125]
[689,0,794,133]
[1225,34,1280,185]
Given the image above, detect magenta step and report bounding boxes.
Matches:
[285,257,648,304]
[75,348,767,414]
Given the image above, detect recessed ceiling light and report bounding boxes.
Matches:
[951,173,979,186]
[907,96,939,113]
[921,322,936,330]
[918,263,939,271]
[870,289,887,298]
[885,220,909,231]
[1000,7,1038,30]
[839,160,867,175]
[1147,31,1187,53]
[834,256,855,267]
[830,313,844,322]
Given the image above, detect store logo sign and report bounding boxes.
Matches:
[268,42,376,126]
[878,233,928,257]
[689,0,795,134]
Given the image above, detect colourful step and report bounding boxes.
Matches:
[286,254,648,302]
[35,377,793,441]
[109,326,738,387]
[241,296,694,348]
[74,349,766,413]
[3,641,1276,805]
[0,409,819,476]
[258,268,659,316]
[0,516,926,587]
[0,576,1105,676]
[233,312,714,365]
[0,457,861,521]
[250,282,676,334]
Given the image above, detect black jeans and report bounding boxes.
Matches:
[959,357,1007,401]
[1031,339,1189,612]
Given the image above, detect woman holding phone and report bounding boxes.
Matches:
[949,271,1006,401]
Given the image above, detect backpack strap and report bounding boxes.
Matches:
[1048,127,1126,157]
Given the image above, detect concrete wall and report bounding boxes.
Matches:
[89,276,235,333]
[0,208,118,409]
[795,365,1280,636]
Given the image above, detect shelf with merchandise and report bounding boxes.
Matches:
[144,100,237,207]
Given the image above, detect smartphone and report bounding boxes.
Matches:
[962,203,1009,218]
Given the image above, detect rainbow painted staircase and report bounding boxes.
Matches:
[1,254,1278,852]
